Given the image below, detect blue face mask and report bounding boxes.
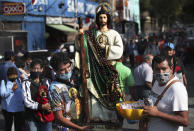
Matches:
[59,70,72,80]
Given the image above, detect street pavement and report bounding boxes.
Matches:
[0,64,194,131]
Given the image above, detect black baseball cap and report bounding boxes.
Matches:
[4,50,15,60]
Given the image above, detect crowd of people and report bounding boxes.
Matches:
[0,2,189,131]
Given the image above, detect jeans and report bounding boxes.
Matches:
[2,110,25,131]
[26,120,52,131]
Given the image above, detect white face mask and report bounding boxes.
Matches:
[154,73,171,85]
[149,62,152,67]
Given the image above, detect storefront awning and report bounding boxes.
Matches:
[47,24,77,33]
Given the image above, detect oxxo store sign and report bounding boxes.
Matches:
[3,2,26,15]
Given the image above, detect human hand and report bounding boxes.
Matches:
[79,28,84,35]
[12,83,18,92]
[99,44,106,49]
[42,103,51,112]
[143,106,159,117]
[79,125,93,131]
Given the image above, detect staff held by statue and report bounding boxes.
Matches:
[78,17,90,123]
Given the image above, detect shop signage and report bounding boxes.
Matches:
[62,18,77,23]
[46,17,62,24]
[3,2,26,15]
[64,0,97,18]
[85,2,97,16]
[77,1,85,14]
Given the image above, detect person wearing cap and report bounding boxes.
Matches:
[162,42,188,88]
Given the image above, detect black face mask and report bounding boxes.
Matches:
[30,71,42,79]
[8,74,17,82]
[8,77,17,82]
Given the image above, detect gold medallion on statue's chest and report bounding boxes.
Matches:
[96,33,108,46]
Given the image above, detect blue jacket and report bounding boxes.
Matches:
[0,79,24,112]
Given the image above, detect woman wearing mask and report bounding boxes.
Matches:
[22,59,54,131]
[0,67,25,131]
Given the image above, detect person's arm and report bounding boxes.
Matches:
[183,74,188,88]
[22,81,50,111]
[49,84,92,131]
[0,80,13,98]
[145,81,152,89]
[177,58,187,88]
[144,82,189,126]
[144,106,189,126]
[54,110,91,131]
[144,67,153,89]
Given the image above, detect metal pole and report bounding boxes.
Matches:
[74,0,77,29]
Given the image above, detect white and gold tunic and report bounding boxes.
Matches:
[96,29,123,60]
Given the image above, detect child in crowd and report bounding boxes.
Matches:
[22,59,54,131]
[0,67,25,131]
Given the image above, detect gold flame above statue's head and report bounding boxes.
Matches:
[95,2,112,16]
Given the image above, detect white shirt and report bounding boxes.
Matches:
[148,76,188,131]
[133,62,153,86]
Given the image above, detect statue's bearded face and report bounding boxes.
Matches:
[99,14,108,27]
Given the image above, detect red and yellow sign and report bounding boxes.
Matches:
[3,2,26,15]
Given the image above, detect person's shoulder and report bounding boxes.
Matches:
[22,79,31,84]
[50,81,59,86]
[116,62,131,72]
[42,78,50,83]
[174,56,183,63]
[170,77,186,92]
[142,62,151,68]
[134,64,141,70]
[49,81,62,90]
[109,29,119,34]
[5,62,16,68]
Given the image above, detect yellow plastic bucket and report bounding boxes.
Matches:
[116,101,144,120]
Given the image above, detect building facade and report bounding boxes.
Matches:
[0,0,97,51]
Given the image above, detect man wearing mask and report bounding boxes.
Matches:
[143,55,188,131]
[162,42,187,88]
[22,59,53,131]
[49,52,92,131]
[132,54,153,100]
